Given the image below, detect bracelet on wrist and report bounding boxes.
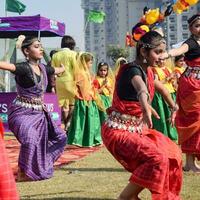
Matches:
[170,104,178,112]
[137,90,150,101]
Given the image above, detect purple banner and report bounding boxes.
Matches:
[0,92,61,132]
[0,15,65,38]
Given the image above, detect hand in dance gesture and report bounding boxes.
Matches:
[169,104,179,127]
[142,105,160,128]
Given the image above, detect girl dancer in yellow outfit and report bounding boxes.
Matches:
[151,59,178,141]
[94,62,114,123]
[68,52,103,147]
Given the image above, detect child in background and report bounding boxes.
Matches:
[174,54,186,78]
[68,52,103,147]
[151,58,178,141]
[172,54,186,90]
[94,62,114,123]
[51,35,77,131]
[46,50,58,93]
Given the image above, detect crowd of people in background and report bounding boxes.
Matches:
[0,13,199,200]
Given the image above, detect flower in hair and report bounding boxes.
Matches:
[144,8,160,25]
[185,0,199,5]
[130,7,167,44]
[126,0,198,47]
[141,8,166,25]
[16,35,26,49]
[132,23,150,43]
[125,32,135,47]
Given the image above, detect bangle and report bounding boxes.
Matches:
[170,104,178,112]
[137,90,150,101]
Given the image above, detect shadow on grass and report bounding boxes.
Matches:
[21,198,115,200]
[21,196,115,200]
[21,191,116,200]
[59,167,125,173]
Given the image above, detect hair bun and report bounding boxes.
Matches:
[16,35,26,49]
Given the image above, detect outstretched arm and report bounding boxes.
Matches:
[162,43,189,59]
[168,43,189,57]
[0,61,16,72]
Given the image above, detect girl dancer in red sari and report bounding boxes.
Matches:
[0,121,19,199]
[162,14,200,173]
[102,31,182,200]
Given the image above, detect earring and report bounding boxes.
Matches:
[143,58,147,64]
[26,56,29,61]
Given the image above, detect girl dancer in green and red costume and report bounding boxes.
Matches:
[102,31,182,200]
[162,14,200,173]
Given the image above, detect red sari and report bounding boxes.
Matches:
[101,64,182,200]
[0,121,19,200]
[176,57,200,160]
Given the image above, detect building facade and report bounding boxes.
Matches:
[164,5,199,49]
[82,0,160,63]
[82,0,200,63]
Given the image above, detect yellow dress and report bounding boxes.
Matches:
[94,76,114,124]
[151,66,178,141]
[173,66,186,91]
[95,76,113,97]
[51,48,77,108]
[174,66,185,76]
[153,67,175,94]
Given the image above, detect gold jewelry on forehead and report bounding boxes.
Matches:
[189,16,200,26]
[21,38,40,48]
[140,38,166,49]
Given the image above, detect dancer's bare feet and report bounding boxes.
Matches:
[117,182,143,200]
[194,160,200,170]
[118,196,141,200]
[183,154,200,173]
[16,168,32,182]
[182,165,190,172]
[183,165,200,173]
[190,165,200,173]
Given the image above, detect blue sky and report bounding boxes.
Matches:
[0,0,84,50]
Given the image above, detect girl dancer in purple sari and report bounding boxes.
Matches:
[0,36,66,181]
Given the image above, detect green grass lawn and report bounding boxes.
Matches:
[17,147,200,200]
